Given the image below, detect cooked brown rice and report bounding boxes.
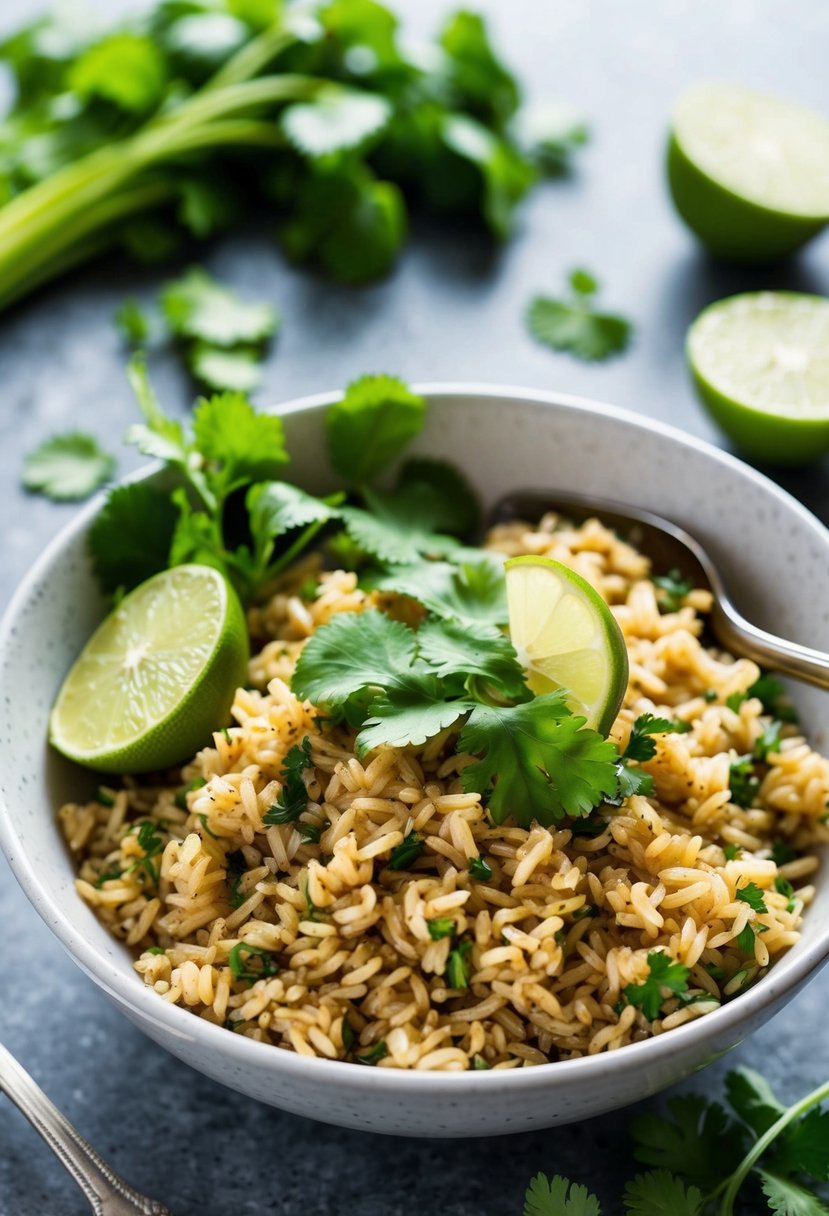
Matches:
[59,514,829,1070]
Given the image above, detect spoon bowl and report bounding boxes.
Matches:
[493,489,829,692]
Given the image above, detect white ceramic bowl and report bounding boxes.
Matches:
[2,386,829,1137]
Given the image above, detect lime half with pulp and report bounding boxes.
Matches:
[688,292,829,464]
[50,564,249,773]
[668,83,829,262]
[505,555,628,735]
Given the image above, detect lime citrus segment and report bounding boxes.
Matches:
[505,555,628,735]
[50,564,249,773]
[687,292,829,464]
[668,83,829,262]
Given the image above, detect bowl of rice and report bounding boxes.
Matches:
[2,384,828,1137]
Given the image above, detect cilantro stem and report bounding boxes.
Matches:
[718,1077,829,1216]
[265,517,330,582]
[204,23,298,91]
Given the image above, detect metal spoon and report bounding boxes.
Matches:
[0,1042,172,1215]
[492,490,829,692]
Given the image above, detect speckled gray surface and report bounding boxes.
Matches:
[2,0,829,1212]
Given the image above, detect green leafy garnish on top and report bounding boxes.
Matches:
[22,433,116,502]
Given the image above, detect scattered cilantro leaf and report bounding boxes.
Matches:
[653,569,695,613]
[356,1040,387,1065]
[88,481,178,595]
[189,344,262,393]
[22,432,115,501]
[161,268,279,347]
[124,356,189,468]
[281,90,392,158]
[736,923,757,954]
[771,839,798,866]
[756,719,784,761]
[771,1108,829,1181]
[611,762,654,802]
[729,755,760,808]
[523,1173,602,1216]
[748,673,799,724]
[724,843,743,861]
[263,738,313,825]
[175,776,207,811]
[388,831,424,871]
[114,298,151,346]
[427,917,455,940]
[527,270,632,362]
[759,1171,829,1216]
[459,692,619,827]
[469,855,492,881]
[623,951,690,1020]
[622,1171,703,1216]
[736,882,769,914]
[726,690,747,712]
[631,1093,748,1192]
[192,391,287,500]
[326,374,426,486]
[225,849,247,909]
[228,942,278,983]
[623,713,689,763]
[446,939,472,989]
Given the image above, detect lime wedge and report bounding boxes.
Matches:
[50,565,249,773]
[688,292,829,464]
[668,83,829,262]
[505,555,628,735]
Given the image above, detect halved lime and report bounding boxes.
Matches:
[688,292,829,464]
[50,565,249,773]
[505,555,628,735]
[668,83,829,262]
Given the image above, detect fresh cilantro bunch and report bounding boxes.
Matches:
[0,1,581,311]
[522,1066,829,1215]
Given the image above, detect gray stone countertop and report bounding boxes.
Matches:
[1,1,829,1213]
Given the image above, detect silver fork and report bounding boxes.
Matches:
[0,1042,172,1215]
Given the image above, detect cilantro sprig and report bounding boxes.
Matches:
[526,269,632,362]
[623,950,691,1020]
[523,1066,829,1215]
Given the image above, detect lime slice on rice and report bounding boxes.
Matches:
[667,83,829,262]
[687,292,829,465]
[505,555,628,735]
[50,564,249,773]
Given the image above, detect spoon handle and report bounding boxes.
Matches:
[0,1042,171,1215]
[713,602,829,692]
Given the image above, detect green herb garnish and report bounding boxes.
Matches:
[469,856,493,881]
[623,950,690,1021]
[388,832,424,872]
[22,433,115,502]
[446,940,473,990]
[427,917,456,941]
[227,942,278,984]
[263,738,313,826]
[526,269,632,362]
[653,569,695,614]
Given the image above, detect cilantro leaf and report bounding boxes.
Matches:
[748,673,799,724]
[326,374,426,485]
[373,553,508,628]
[340,504,459,564]
[623,951,690,1020]
[523,1173,602,1216]
[631,1092,749,1192]
[22,432,115,501]
[427,917,455,941]
[392,457,481,539]
[247,481,339,570]
[124,356,189,467]
[168,488,230,578]
[653,569,695,613]
[759,1172,829,1216]
[515,101,589,174]
[68,33,166,112]
[623,713,690,762]
[446,939,472,989]
[439,10,519,128]
[611,762,654,802]
[161,268,278,347]
[756,719,784,761]
[192,392,287,499]
[527,270,631,362]
[622,1171,703,1216]
[263,738,313,825]
[189,344,262,394]
[769,1107,829,1182]
[441,113,536,238]
[114,298,150,347]
[292,610,418,709]
[356,674,471,754]
[388,831,424,871]
[415,616,528,701]
[88,481,178,594]
[729,755,760,808]
[281,91,392,158]
[736,882,769,914]
[459,692,619,826]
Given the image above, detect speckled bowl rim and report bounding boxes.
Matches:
[3,383,829,1100]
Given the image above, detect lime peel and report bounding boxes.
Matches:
[505,554,628,735]
[50,564,249,773]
